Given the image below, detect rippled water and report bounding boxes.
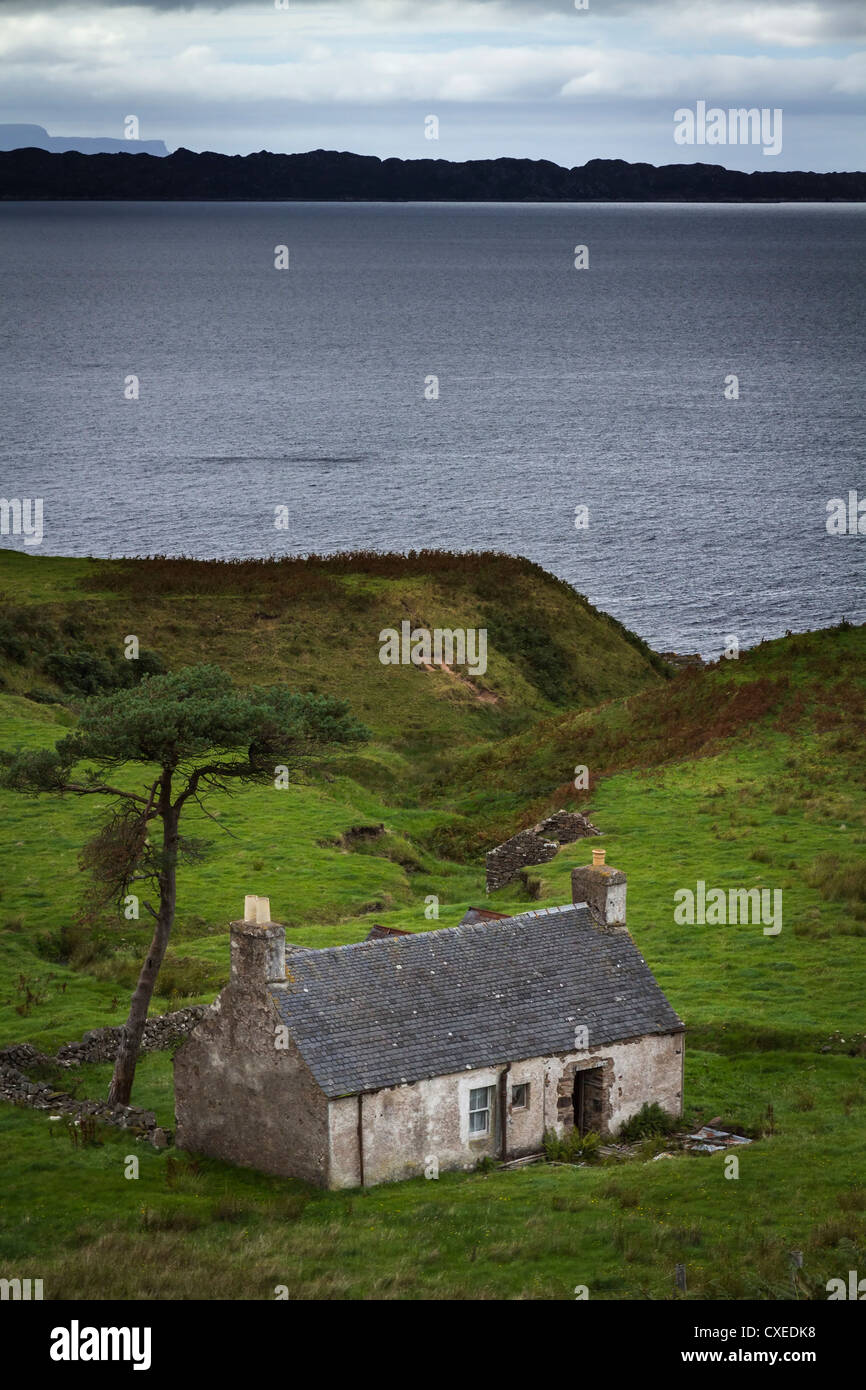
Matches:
[1,200,863,655]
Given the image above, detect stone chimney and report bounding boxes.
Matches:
[230,895,286,987]
[571,848,628,930]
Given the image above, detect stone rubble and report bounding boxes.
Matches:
[0,1005,211,1147]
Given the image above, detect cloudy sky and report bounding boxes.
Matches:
[0,0,863,169]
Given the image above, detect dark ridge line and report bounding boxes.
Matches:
[1,146,863,201]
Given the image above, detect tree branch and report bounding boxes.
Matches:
[64,781,149,804]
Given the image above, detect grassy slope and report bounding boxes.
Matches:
[0,549,663,752]
[0,552,864,1300]
[0,548,661,1043]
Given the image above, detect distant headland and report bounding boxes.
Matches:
[0,123,168,158]
[1,146,863,202]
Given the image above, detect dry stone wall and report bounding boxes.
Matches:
[485,811,600,892]
[0,1060,166,1143]
[0,1005,210,1147]
[485,831,559,892]
[534,811,599,845]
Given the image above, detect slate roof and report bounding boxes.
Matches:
[269,904,683,1098]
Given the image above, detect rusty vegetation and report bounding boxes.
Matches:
[429,624,865,860]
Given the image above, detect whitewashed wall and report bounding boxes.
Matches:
[326,1032,683,1188]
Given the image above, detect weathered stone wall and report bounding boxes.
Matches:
[535,811,599,845]
[485,831,560,893]
[0,1059,166,1144]
[0,1006,209,1149]
[327,1031,682,1188]
[0,1005,210,1072]
[571,863,627,927]
[173,980,330,1185]
[485,811,600,892]
[61,1006,210,1065]
[329,1061,521,1189]
[543,1032,684,1138]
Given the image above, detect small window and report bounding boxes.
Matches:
[511,1082,529,1110]
[469,1085,493,1136]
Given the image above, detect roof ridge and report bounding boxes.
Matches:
[267,902,683,1098]
[278,903,588,965]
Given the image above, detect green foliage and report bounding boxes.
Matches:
[806,854,866,905]
[482,602,575,704]
[0,607,56,664]
[0,552,864,1299]
[43,647,125,697]
[23,688,61,705]
[0,603,166,700]
[543,1127,603,1163]
[0,665,369,791]
[0,617,28,663]
[43,643,168,697]
[617,1103,679,1143]
[57,664,367,770]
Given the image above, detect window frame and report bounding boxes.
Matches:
[511,1082,529,1110]
[468,1084,494,1137]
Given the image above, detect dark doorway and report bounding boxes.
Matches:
[573,1068,604,1135]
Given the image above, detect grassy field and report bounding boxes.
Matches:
[0,550,864,1300]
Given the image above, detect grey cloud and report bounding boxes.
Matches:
[1,0,862,13]
[0,0,864,39]
[0,0,864,44]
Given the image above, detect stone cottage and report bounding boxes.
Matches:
[173,854,684,1188]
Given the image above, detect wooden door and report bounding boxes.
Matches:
[574,1068,604,1135]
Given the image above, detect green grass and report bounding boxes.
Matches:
[1,1049,862,1299]
[0,552,864,1299]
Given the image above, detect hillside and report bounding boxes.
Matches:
[0,549,864,1299]
[0,549,664,755]
[2,146,864,202]
[431,620,866,856]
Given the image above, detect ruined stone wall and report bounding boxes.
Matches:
[0,1006,210,1150]
[485,831,559,893]
[485,812,600,892]
[0,1060,167,1144]
[535,811,599,845]
[173,982,330,1185]
[0,1005,210,1072]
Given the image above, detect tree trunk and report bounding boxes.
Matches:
[108,779,177,1106]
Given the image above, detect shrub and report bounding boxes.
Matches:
[806,855,866,904]
[43,646,120,696]
[543,1127,602,1163]
[0,619,28,662]
[617,1102,678,1143]
[25,687,61,705]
